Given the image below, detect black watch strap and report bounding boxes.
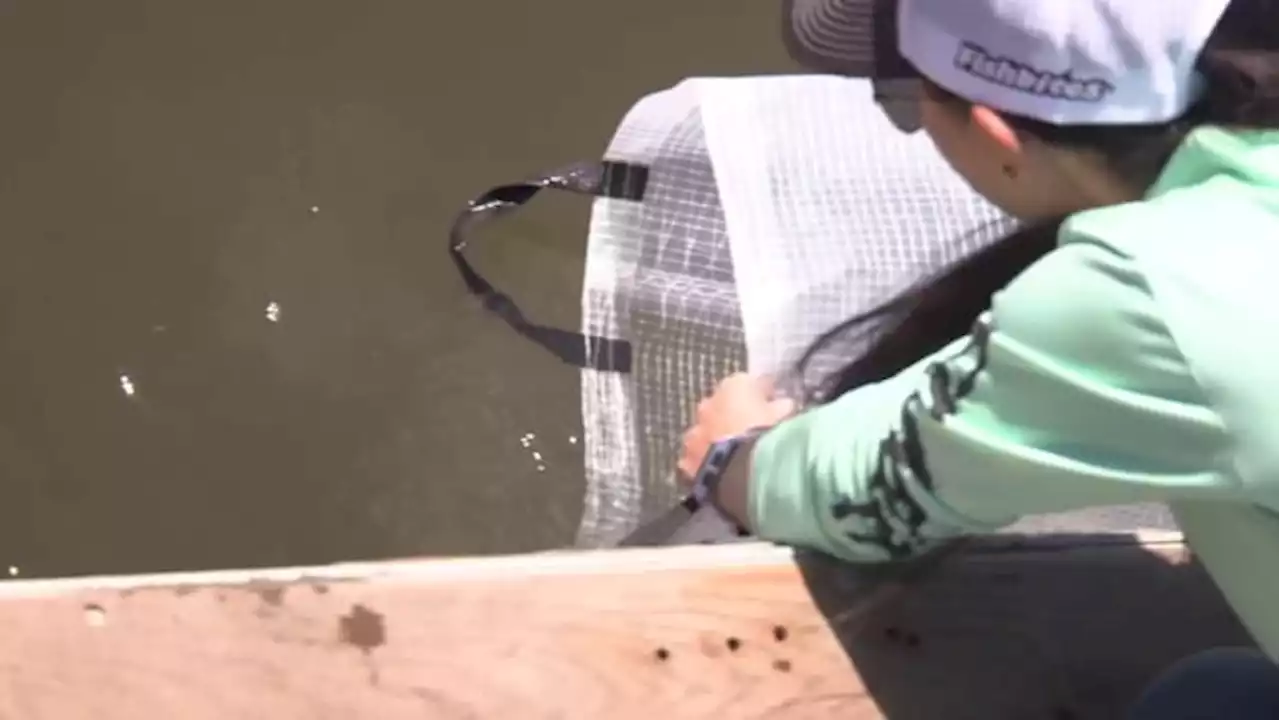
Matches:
[616,428,767,548]
[689,427,766,526]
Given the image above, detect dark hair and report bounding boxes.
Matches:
[801,0,1278,401]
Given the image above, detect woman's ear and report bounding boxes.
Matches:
[970,104,1022,154]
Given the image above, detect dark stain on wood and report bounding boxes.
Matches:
[339,603,386,653]
[116,574,353,602]
[256,585,286,607]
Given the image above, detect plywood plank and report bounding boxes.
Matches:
[0,533,1253,719]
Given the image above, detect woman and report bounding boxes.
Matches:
[677,0,1277,715]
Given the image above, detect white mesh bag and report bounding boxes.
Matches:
[575,75,1012,547]
[452,75,1166,548]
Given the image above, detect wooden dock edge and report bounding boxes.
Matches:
[0,531,1254,719]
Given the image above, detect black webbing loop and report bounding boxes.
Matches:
[449,161,649,373]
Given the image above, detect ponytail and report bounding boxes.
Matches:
[799,220,1057,398]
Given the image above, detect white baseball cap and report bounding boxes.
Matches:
[783,0,1234,125]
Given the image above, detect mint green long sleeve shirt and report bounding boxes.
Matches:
[749,127,1279,658]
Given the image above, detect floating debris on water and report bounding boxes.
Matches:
[568,435,578,445]
[518,433,551,471]
[309,206,320,214]
[119,374,136,397]
[6,565,17,577]
[265,301,281,323]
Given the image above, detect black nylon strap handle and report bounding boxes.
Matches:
[449,161,649,373]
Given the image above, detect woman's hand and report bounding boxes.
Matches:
[677,373,796,485]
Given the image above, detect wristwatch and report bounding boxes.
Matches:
[688,427,768,527]
[618,427,768,547]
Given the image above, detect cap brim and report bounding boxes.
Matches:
[782,0,916,78]
[783,0,923,132]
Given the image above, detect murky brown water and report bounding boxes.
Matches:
[0,1,789,577]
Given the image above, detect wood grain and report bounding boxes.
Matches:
[0,533,1253,719]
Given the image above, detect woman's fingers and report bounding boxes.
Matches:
[696,397,711,422]
[679,373,797,489]
[677,427,705,484]
[719,371,773,395]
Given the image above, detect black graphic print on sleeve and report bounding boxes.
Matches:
[825,314,995,558]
